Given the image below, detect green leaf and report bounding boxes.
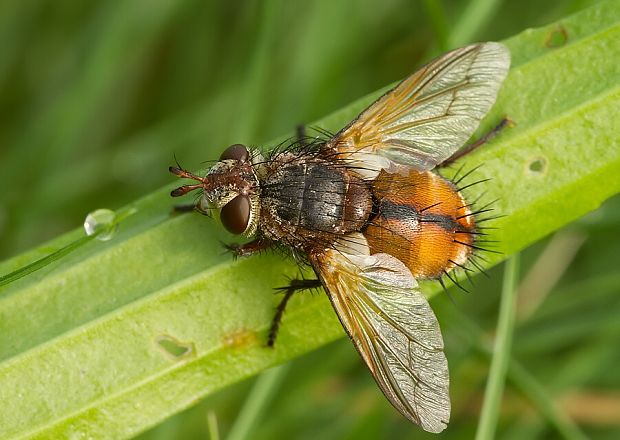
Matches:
[1,1,619,438]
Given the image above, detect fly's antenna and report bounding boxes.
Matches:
[169,165,210,197]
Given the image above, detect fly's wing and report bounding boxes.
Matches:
[311,247,450,432]
[326,42,510,177]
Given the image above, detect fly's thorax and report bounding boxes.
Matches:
[202,147,265,237]
[258,154,373,250]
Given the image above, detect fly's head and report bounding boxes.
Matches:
[170,144,265,237]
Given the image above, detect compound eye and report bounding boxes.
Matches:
[219,144,249,162]
[220,195,251,234]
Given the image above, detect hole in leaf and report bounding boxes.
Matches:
[545,25,569,48]
[527,157,547,175]
[155,334,195,360]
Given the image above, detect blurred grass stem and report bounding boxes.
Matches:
[475,254,519,440]
[226,364,290,440]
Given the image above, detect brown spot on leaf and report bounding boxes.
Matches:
[222,328,258,348]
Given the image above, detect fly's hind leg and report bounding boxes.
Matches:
[440,117,513,167]
[268,278,322,347]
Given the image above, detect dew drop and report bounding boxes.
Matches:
[84,209,118,241]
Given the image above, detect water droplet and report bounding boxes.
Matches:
[84,209,117,241]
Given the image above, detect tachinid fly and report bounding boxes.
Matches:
[170,42,510,433]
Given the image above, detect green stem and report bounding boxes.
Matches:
[508,363,589,440]
[452,309,588,440]
[0,235,93,287]
[422,0,449,51]
[207,410,220,440]
[235,0,279,143]
[475,254,520,440]
[449,0,504,46]
[0,206,136,288]
[226,364,289,440]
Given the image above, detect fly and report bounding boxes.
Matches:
[169,42,510,433]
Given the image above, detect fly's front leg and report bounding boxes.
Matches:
[296,124,307,143]
[441,117,513,167]
[223,239,271,259]
[172,202,211,216]
[172,203,196,213]
[172,190,212,217]
[268,278,322,347]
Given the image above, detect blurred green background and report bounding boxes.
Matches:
[1,0,618,439]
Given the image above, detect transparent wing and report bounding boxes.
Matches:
[326,42,510,176]
[312,247,450,432]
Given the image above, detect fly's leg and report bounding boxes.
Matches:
[172,201,210,216]
[295,123,314,148]
[296,124,307,143]
[441,117,513,167]
[268,278,322,347]
[172,203,196,213]
[223,239,271,259]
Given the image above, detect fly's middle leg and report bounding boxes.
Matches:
[268,278,322,347]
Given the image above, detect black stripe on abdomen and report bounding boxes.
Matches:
[374,200,460,232]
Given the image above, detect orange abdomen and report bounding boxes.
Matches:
[364,169,475,279]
